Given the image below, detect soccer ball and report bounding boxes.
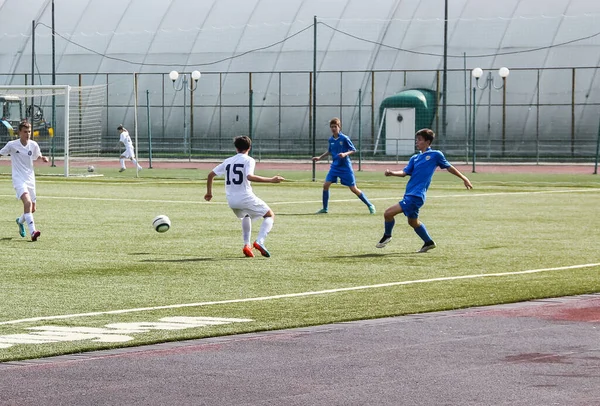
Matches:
[152,215,171,233]
[87,165,95,172]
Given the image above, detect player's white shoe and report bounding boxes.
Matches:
[376,235,391,248]
[418,241,436,253]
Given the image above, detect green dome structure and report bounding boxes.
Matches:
[377,89,437,156]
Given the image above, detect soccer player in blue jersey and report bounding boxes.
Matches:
[312,117,375,214]
[376,128,472,252]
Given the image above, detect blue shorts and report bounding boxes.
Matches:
[325,167,356,187]
[399,195,424,219]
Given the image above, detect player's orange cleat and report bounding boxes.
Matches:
[253,241,271,258]
[243,245,254,257]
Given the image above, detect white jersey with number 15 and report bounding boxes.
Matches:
[212,153,256,201]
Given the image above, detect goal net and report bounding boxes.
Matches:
[0,84,106,176]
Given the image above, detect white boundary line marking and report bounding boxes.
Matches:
[1,263,598,326]
[2,188,599,206]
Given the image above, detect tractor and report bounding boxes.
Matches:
[0,96,54,143]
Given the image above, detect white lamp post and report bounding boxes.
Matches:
[170,70,201,161]
[472,67,509,159]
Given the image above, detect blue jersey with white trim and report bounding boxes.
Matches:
[328,132,355,171]
[403,148,451,201]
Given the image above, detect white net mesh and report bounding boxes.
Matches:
[67,86,105,158]
[0,85,106,176]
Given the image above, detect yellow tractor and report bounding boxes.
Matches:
[0,95,54,143]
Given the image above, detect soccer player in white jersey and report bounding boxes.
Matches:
[204,136,284,258]
[0,121,49,241]
[117,125,142,172]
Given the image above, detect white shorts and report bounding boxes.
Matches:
[121,147,135,159]
[15,184,36,202]
[228,195,270,220]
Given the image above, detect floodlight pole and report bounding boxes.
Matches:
[31,20,35,124]
[472,67,510,160]
[51,0,56,166]
[441,0,448,147]
[312,15,317,182]
[472,86,476,173]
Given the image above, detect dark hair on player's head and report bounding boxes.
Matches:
[234,136,252,152]
[415,128,435,143]
[18,121,31,131]
[117,124,124,131]
[329,117,341,129]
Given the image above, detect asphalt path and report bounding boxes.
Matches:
[0,294,598,406]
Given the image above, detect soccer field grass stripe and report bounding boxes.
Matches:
[2,262,598,327]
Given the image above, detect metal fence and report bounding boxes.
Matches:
[2,66,600,164]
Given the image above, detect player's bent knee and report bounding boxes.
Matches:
[408,218,420,228]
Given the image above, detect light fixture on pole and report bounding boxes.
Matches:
[471,67,509,160]
[170,70,201,161]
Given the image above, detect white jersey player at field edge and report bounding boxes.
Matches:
[0,121,49,241]
[117,125,142,172]
[204,136,285,258]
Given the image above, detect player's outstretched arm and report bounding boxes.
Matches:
[447,166,473,189]
[384,169,406,177]
[247,174,285,183]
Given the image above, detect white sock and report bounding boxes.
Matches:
[132,158,142,169]
[24,212,35,235]
[18,214,25,224]
[256,216,274,244]
[120,158,126,169]
[241,216,252,245]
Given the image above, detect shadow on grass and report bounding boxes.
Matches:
[140,257,250,263]
[277,213,334,216]
[327,252,420,259]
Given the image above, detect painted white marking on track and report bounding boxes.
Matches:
[1,263,598,326]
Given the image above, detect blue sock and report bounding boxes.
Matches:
[384,220,395,236]
[358,192,373,207]
[322,190,329,210]
[414,224,433,243]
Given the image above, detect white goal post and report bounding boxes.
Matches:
[0,84,106,177]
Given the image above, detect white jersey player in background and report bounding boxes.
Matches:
[117,125,142,172]
[0,121,48,241]
[204,136,284,258]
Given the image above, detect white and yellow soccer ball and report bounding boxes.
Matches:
[152,215,171,233]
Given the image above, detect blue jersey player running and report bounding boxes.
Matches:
[376,128,473,252]
[312,117,375,214]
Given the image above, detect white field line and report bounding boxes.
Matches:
[1,188,599,206]
[1,262,598,326]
